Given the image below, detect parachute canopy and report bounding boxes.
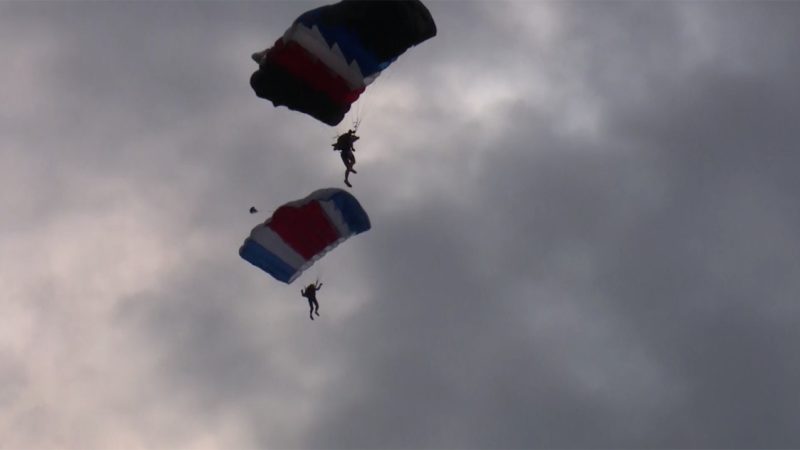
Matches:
[239,188,371,284]
[250,0,437,126]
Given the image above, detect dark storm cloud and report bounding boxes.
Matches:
[2,1,343,231]
[4,1,800,448]
[1,2,340,447]
[300,2,800,449]
[115,258,306,446]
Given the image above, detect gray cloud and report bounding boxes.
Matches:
[2,1,799,449]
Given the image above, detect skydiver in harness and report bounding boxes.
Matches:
[301,280,323,320]
[333,129,359,187]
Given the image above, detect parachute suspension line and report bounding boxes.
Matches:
[351,98,365,133]
[334,100,362,141]
[335,101,365,141]
[351,58,403,133]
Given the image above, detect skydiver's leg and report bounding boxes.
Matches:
[341,151,357,174]
[308,300,315,320]
[313,299,320,316]
[343,151,356,187]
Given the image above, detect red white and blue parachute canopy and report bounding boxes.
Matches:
[239,188,371,284]
[250,0,437,126]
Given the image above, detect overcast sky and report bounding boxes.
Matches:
[2,1,800,448]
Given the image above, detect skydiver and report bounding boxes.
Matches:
[300,281,323,320]
[333,129,359,187]
[249,206,258,214]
